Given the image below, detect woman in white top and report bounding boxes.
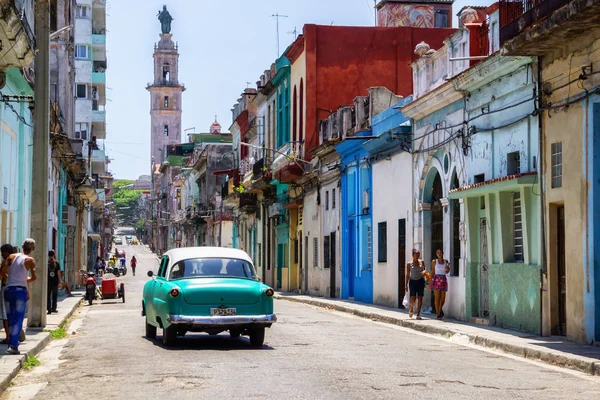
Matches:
[1,239,37,354]
[431,249,450,319]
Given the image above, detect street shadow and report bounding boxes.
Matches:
[145,333,275,351]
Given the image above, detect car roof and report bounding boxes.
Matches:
[164,247,253,265]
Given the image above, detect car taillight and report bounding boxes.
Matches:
[170,288,180,298]
[265,288,274,297]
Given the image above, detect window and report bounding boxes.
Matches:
[164,96,169,108]
[164,125,169,136]
[551,142,562,188]
[158,256,169,278]
[325,190,329,211]
[474,173,485,184]
[76,84,87,99]
[75,123,88,140]
[313,237,318,267]
[75,45,87,59]
[305,235,309,272]
[435,10,449,28]
[513,192,524,262]
[507,151,521,175]
[168,258,257,280]
[366,224,372,270]
[378,222,387,262]
[332,188,336,209]
[324,236,330,269]
[163,64,170,81]
[76,5,89,18]
[294,239,298,264]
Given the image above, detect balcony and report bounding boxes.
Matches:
[92,34,106,46]
[92,71,105,85]
[500,0,600,55]
[92,110,105,122]
[91,149,106,174]
[271,142,305,184]
[239,193,258,214]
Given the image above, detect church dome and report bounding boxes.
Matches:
[210,120,222,134]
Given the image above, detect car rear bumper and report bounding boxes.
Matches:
[166,314,277,326]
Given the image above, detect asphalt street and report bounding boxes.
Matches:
[3,234,600,400]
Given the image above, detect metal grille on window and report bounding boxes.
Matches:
[551,142,562,188]
[513,192,524,262]
[378,222,387,262]
[313,237,318,267]
[332,188,336,209]
[367,225,372,269]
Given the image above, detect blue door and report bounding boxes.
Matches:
[348,220,355,298]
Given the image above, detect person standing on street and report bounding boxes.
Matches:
[431,249,450,319]
[2,239,37,354]
[405,248,426,320]
[47,250,62,314]
[130,255,137,276]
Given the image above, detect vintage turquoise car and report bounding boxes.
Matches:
[142,247,276,346]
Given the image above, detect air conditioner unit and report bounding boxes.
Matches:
[62,205,76,226]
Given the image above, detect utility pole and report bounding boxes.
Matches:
[29,0,50,328]
[271,13,288,58]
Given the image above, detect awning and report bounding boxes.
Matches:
[449,172,537,199]
[88,233,102,242]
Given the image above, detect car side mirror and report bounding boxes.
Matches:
[147,270,154,277]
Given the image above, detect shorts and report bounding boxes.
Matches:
[0,286,6,320]
[432,274,448,291]
[409,278,425,297]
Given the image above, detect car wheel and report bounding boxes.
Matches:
[230,329,241,338]
[145,320,157,339]
[249,327,265,347]
[162,325,177,346]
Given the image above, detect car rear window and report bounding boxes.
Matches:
[168,258,257,281]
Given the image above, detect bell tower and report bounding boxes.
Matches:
[147,5,185,163]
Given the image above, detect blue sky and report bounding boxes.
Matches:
[105,0,490,180]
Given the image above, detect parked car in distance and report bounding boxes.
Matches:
[114,237,122,245]
[142,247,276,347]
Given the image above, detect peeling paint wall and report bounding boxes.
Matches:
[541,37,600,344]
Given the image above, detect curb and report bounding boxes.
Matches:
[0,296,84,394]
[275,295,599,376]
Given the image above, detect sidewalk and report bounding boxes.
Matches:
[275,292,600,376]
[0,291,84,394]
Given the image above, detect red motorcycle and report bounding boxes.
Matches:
[84,272,97,305]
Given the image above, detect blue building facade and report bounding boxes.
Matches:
[337,134,373,303]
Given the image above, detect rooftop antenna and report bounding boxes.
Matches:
[288,26,297,40]
[271,13,289,57]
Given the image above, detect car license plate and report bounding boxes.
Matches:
[210,308,236,316]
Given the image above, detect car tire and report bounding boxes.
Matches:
[230,329,241,338]
[162,325,177,346]
[145,320,157,339]
[249,327,265,347]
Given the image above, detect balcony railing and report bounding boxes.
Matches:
[147,79,185,88]
[239,193,258,209]
[92,110,105,122]
[499,0,569,44]
[271,141,304,173]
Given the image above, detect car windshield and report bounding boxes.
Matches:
[168,258,257,281]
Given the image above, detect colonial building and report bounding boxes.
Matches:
[501,0,600,344]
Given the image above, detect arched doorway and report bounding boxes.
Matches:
[430,172,444,262]
[451,171,460,276]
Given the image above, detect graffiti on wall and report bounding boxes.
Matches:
[378,5,435,28]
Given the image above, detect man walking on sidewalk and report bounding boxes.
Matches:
[47,250,62,314]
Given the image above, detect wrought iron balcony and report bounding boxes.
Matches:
[499,0,600,54]
[271,142,305,183]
